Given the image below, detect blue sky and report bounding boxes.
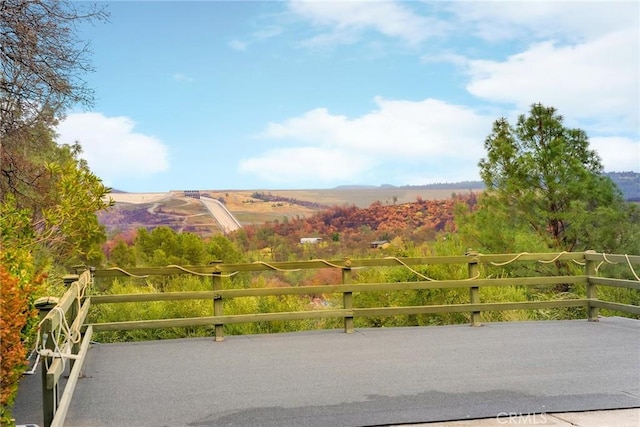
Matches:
[56,1,639,192]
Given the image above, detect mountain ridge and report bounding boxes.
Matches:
[331,172,638,200]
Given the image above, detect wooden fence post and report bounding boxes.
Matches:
[64,274,80,371]
[466,250,481,326]
[342,262,354,334]
[212,268,224,341]
[40,317,57,427]
[585,252,598,322]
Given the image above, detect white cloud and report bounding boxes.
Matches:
[56,113,170,186]
[239,147,372,184]
[228,40,248,51]
[297,29,361,49]
[173,73,194,83]
[228,26,282,51]
[590,137,640,172]
[263,98,489,157]
[421,52,468,67]
[450,1,638,42]
[288,0,447,46]
[254,26,284,41]
[465,28,640,134]
[241,98,492,185]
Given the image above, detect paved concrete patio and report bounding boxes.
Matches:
[13,317,640,426]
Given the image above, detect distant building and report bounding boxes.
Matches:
[300,237,323,244]
[370,240,389,249]
[184,190,201,199]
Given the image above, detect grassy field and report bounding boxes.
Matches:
[207,187,479,209]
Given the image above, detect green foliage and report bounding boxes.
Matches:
[94,180,640,344]
[473,103,637,253]
[0,197,36,264]
[0,24,110,418]
[108,240,137,268]
[588,261,640,319]
[479,286,532,322]
[91,274,341,342]
[206,235,245,263]
[1,115,112,268]
[135,227,202,266]
[38,143,112,266]
[456,194,552,254]
[133,227,245,267]
[351,259,471,328]
[90,277,213,342]
[0,135,110,426]
[1,111,61,211]
[599,286,640,318]
[91,246,640,344]
[0,198,40,424]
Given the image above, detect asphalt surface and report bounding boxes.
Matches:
[409,408,640,426]
[12,317,640,427]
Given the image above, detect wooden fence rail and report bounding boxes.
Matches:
[36,251,640,426]
[87,251,640,338]
[37,270,93,427]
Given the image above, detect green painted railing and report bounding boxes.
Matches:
[36,251,640,426]
[87,251,640,338]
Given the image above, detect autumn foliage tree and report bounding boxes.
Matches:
[239,193,477,256]
[0,266,34,417]
[0,198,41,422]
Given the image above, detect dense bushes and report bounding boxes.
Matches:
[0,201,41,424]
[93,247,638,343]
[0,266,39,424]
[90,274,342,342]
[104,226,246,268]
[93,223,639,344]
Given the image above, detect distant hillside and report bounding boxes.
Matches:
[355,173,638,201]
[397,181,486,190]
[605,172,640,201]
[101,173,637,238]
[246,193,479,249]
[334,181,485,191]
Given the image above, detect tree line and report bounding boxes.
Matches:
[1,2,109,423]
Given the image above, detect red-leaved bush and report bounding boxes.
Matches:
[0,264,38,424]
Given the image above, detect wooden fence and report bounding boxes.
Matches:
[37,270,93,427]
[37,251,640,426]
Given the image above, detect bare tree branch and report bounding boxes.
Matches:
[0,0,107,137]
